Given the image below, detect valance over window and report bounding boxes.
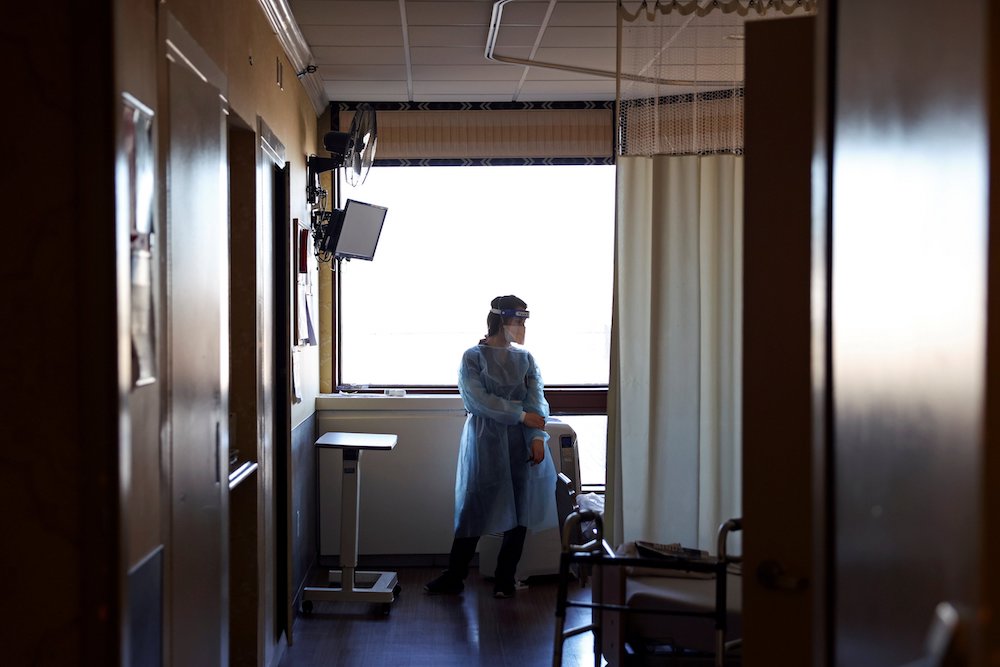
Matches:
[335,101,614,165]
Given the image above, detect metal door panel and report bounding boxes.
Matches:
[831,1,988,664]
[166,41,229,667]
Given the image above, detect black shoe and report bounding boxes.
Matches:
[493,580,516,599]
[424,571,464,595]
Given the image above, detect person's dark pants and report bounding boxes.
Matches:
[447,525,528,585]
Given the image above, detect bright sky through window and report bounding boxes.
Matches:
[336,164,615,387]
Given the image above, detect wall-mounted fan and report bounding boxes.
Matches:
[343,103,377,187]
[306,103,378,204]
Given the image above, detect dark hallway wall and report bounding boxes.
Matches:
[3,0,322,664]
[291,414,317,611]
[3,3,120,665]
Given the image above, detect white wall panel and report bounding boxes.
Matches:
[316,395,467,555]
[314,396,585,557]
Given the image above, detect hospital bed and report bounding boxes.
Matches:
[553,513,743,667]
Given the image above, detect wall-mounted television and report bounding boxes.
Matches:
[319,199,388,262]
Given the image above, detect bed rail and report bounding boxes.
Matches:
[552,512,743,667]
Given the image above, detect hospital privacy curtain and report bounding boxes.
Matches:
[607,154,743,552]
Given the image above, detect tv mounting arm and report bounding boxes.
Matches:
[306,155,342,204]
[306,130,352,204]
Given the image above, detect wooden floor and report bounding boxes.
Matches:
[280,566,605,667]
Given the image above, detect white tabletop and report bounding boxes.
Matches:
[315,431,397,451]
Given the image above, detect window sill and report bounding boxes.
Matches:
[333,385,608,415]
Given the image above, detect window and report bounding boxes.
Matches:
[336,164,615,387]
[556,414,608,490]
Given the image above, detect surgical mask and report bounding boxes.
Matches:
[503,324,526,345]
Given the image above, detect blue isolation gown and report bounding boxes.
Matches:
[453,343,558,538]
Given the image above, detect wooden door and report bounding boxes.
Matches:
[272,160,293,644]
[829,1,993,664]
[228,117,261,667]
[742,15,817,667]
[257,124,292,661]
[164,17,229,667]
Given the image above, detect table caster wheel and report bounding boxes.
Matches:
[301,600,313,614]
[380,602,392,616]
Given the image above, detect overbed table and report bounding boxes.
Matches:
[302,431,400,614]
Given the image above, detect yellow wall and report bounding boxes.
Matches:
[166,0,322,429]
[108,2,324,663]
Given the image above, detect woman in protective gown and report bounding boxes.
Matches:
[424,295,557,599]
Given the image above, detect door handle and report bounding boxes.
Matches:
[215,420,221,485]
[756,559,808,592]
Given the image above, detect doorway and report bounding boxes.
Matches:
[257,121,293,651]
[227,115,261,667]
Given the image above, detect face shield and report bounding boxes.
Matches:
[492,307,529,346]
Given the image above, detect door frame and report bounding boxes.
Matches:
[256,119,293,652]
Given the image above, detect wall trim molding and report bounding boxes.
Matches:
[256,0,326,115]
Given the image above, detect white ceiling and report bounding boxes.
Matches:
[288,0,623,103]
[283,0,782,105]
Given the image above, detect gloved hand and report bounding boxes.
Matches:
[530,438,545,465]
